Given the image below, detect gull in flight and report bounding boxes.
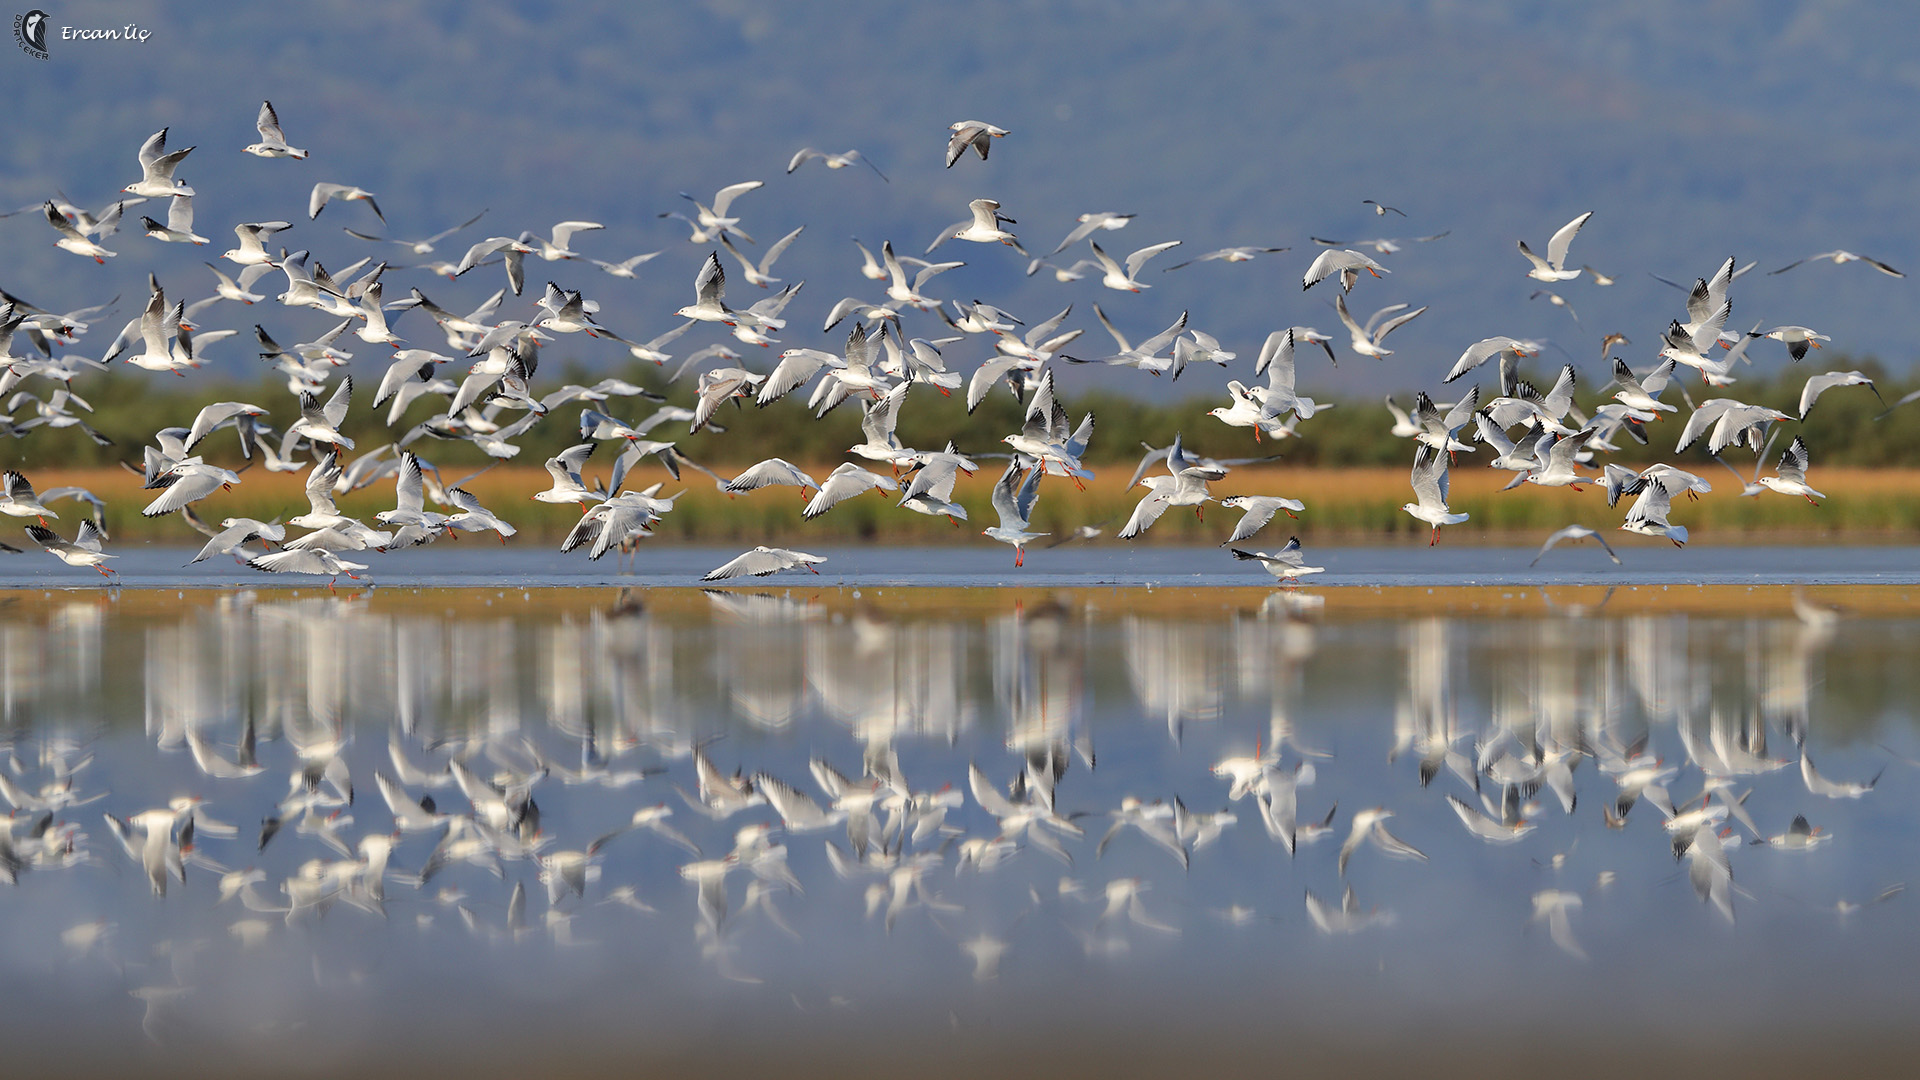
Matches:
[1675,397,1790,456]
[720,225,804,288]
[309,182,384,223]
[1800,751,1881,799]
[982,460,1047,566]
[1218,494,1305,544]
[1619,478,1687,546]
[0,471,57,524]
[928,198,1021,253]
[1529,525,1620,567]
[1404,445,1468,545]
[675,180,763,244]
[124,127,194,197]
[24,522,117,580]
[243,100,308,159]
[1310,231,1448,254]
[701,546,825,581]
[523,220,605,262]
[1334,295,1426,360]
[1301,248,1387,292]
[1338,807,1426,876]
[1118,434,1223,538]
[786,147,888,182]
[946,120,1009,166]
[1162,245,1288,271]
[1044,211,1134,256]
[1363,199,1405,216]
[1798,370,1882,420]
[676,251,740,325]
[1755,436,1825,505]
[140,193,209,245]
[1768,249,1903,277]
[345,208,487,255]
[1087,238,1182,291]
[1755,325,1831,363]
[1517,211,1592,281]
[43,202,116,263]
[1230,537,1323,584]
[246,547,369,587]
[223,220,293,266]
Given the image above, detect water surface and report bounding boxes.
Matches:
[0,585,1914,1077]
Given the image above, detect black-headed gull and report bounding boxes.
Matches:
[1088,238,1179,291]
[701,546,825,581]
[676,180,762,244]
[43,201,115,263]
[1797,370,1881,420]
[1619,478,1687,546]
[1403,445,1468,545]
[720,225,803,288]
[982,460,1047,565]
[1044,211,1133,256]
[1163,244,1288,271]
[308,182,383,223]
[1230,537,1323,583]
[243,100,308,159]
[24,522,116,580]
[786,147,888,182]
[1517,211,1591,281]
[1219,495,1304,544]
[676,251,738,325]
[1756,436,1825,504]
[1301,247,1386,292]
[124,128,194,198]
[1768,249,1903,277]
[1334,294,1426,360]
[945,120,1008,167]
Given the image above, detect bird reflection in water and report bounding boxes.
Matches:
[0,586,1908,1059]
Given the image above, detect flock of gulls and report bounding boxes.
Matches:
[0,588,1904,1044]
[0,104,1908,583]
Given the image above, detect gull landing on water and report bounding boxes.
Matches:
[1403,445,1468,546]
[25,522,117,581]
[701,546,825,582]
[1230,538,1323,584]
[983,459,1047,566]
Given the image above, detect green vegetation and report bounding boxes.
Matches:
[7,357,1920,545]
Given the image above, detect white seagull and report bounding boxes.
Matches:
[124,128,194,198]
[1088,238,1181,291]
[243,100,309,159]
[982,460,1047,566]
[24,522,117,580]
[701,546,825,581]
[1517,211,1592,281]
[1404,445,1468,545]
[946,120,1009,166]
[1230,538,1324,583]
[786,147,888,181]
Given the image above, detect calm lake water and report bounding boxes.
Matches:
[1,582,1915,1078]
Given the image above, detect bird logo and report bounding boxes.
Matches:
[14,9,50,58]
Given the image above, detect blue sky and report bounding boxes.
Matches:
[4,2,1917,399]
